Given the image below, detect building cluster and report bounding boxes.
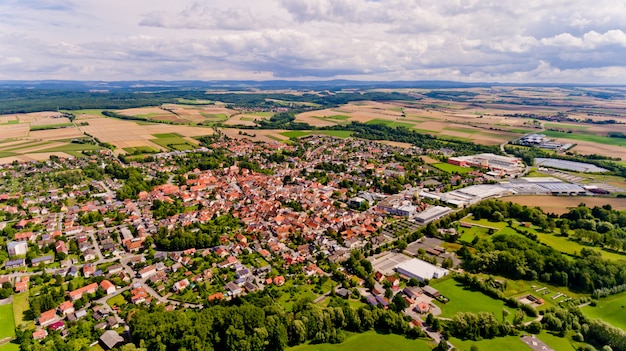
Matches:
[448,153,525,176]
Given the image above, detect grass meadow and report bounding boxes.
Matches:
[288,331,433,351]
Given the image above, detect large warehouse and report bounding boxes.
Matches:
[395,258,449,282]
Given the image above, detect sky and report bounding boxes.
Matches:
[2,0,626,83]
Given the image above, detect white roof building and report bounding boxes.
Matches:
[395,258,449,282]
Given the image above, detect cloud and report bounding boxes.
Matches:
[1,0,626,83]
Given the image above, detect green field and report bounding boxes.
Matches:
[288,331,432,351]
[176,98,213,105]
[0,152,16,158]
[431,279,522,323]
[12,293,30,328]
[124,146,159,154]
[443,127,479,134]
[30,123,74,131]
[1,141,52,152]
[449,336,530,351]
[460,217,509,230]
[0,343,20,351]
[458,226,490,243]
[432,163,472,174]
[201,113,228,120]
[413,128,439,135]
[153,133,183,138]
[582,291,626,330]
[0,120,19,126]
[0,304,16,340]
[544,123,589,130]
[536,233,626,262]
[281,130,354,139]
[36,143,102,153]
[66,109,107,117]
[323,115,351,121]
[542,130,626,147]
[150,134,195,151]
[366,119,416,128]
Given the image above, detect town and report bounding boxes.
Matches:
[0,132,624,351]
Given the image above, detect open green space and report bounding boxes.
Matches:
[0,120,19,126]
[0,152,17,158]
[365,119,416,128]
[542,130,626,147]
[276,280,336,312]
[449,335,530,351]
[582,291,626,330]
[458,226,490,243]
[537,331,581,351]
[281,130,354,139]
[107,294,126,308]
[249,111,274,117]
[461,217,509,230]
[432,163,472,174]
[536,232,626,262]
[0,343,20,351]
[12,293,30,328]
[135,121,158,125]
[431,278,524,323]
[288,331,432,351]
[200,113,228,120]
[0,304,16,340]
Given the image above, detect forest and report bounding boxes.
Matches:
[128,297,420,351]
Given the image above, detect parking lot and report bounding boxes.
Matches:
[368,252,413,276]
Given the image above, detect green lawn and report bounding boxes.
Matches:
[537,331,580,351]
[582,291,626,330]
[431,279,522,323]
[536,233,626,262]
[281,131,310,138]
[276,280,336,312]
[12,292,30,327]
[288,331,433,351]
[107,294,126,308]
[458,226,490,243]
[542,130,626,147]
[366,119,416,128]
[0,343,20,351]
[460,217,508,230]
[450,335,537,351]
[0,304,16,340]
[432,163,472,174]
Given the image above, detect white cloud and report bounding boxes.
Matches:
[0,0,625,82]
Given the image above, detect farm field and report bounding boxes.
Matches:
[581,291,626,330]
[542,130,626,147]
[288,331,432,351]
[501,196,626,215]
[430,278,525,323]
[281,130,354,139]
[535,232,626,262]
[0,343,19,351]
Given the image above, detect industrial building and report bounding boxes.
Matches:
[413,206,452,223]
[448,153,524,175]
[395,258,449,282]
